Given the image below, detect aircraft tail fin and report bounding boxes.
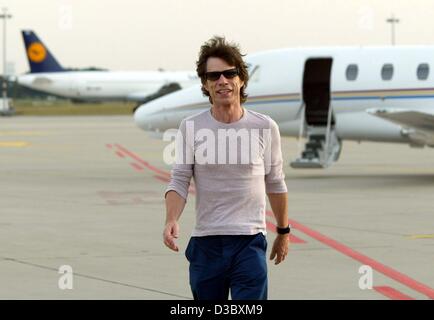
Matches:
[21,30,64,73]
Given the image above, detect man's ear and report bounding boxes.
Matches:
[202,84,209,95]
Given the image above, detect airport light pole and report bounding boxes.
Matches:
[0,7,12,115]
[386,14,400,46]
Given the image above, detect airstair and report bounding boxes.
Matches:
[290,103,341,168]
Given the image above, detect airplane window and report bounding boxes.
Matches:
[417,63,429,80]
[345,64,358,81]
[381,64,394,81]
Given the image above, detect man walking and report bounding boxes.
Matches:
[163,36,290,300]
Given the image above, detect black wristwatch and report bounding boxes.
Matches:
[276,225,291,235]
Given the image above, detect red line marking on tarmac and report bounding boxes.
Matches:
[115,151,125,158]
[374,286,415,300]
[113,144,196,193]
[130,163,143,172]
[265,210,434,299]
[114,144,171,178]
[108,144,433,299]
[265,221,306,244]
[154,175,170,183]
[106,144,113,149]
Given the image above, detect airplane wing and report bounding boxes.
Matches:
[367,107,434,146]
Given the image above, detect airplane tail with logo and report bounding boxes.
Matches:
[21,30,64,73]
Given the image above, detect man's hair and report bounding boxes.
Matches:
[196,36,249,104]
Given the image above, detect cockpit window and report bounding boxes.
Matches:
[248,65,260,83]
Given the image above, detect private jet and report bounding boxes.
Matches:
[134,46,434,168]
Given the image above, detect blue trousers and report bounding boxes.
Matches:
[185,233,268,300]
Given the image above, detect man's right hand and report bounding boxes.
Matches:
[163,221,180,252]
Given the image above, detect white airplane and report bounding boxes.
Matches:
[17,30,199,103]
[134,46,434,168]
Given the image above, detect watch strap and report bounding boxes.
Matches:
[276,225,291,235]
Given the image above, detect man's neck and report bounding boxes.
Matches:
[211,104,244,124]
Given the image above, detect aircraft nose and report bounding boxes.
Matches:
[134,102,161,131]
[134,84,204,133]
[134,104,150,130]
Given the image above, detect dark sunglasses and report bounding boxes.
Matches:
[205,68,239,81]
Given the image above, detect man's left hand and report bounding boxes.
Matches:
[269,234,290,265]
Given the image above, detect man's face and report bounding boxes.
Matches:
[204,57,244,107]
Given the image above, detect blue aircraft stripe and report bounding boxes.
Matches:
[178,92,434,111]
[244,94,434,105]
[246,98,300,106]
[333,95,434,101]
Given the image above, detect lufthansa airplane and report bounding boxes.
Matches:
[17,30,199,103]
[134,46,434,168]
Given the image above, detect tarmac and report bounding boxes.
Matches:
[0,115,433,300]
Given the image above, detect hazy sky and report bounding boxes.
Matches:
[2,0,434,74]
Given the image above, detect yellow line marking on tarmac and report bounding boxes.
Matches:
[406,234,434,239]
[0,141,30,147]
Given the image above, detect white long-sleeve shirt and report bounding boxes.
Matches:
[165,108,287,237]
